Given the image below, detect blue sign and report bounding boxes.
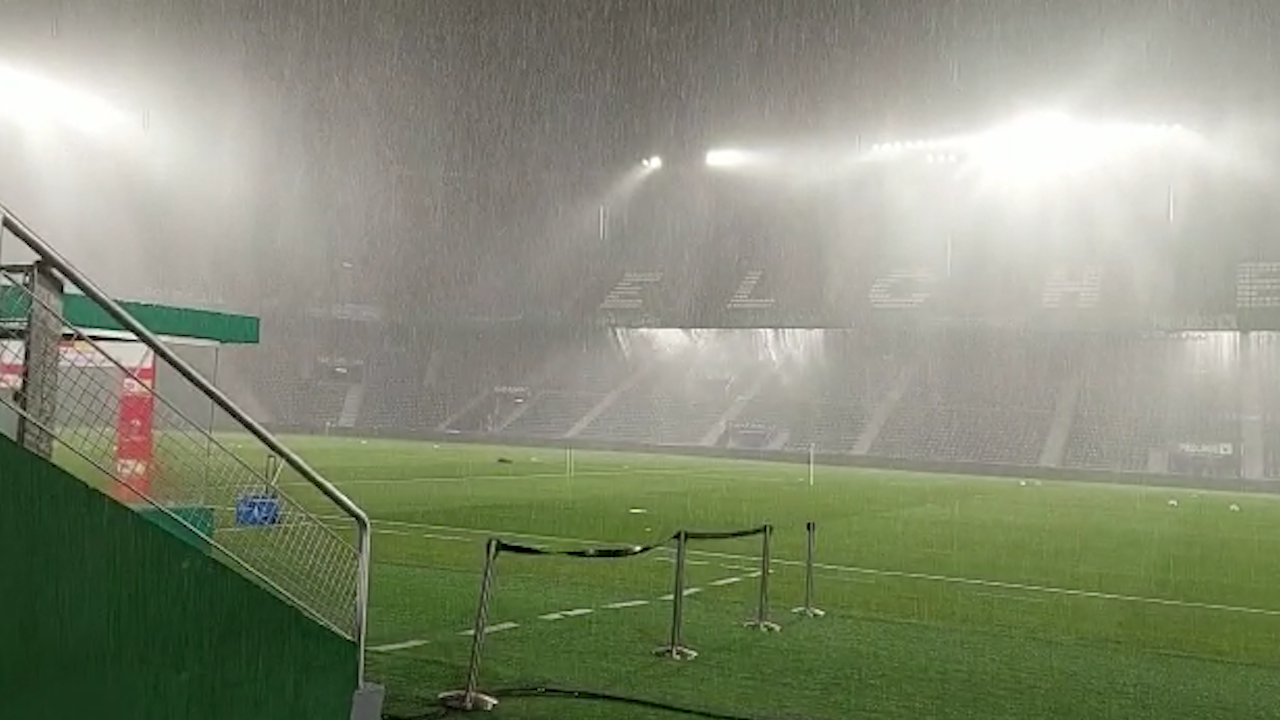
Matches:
[235,494,282,527]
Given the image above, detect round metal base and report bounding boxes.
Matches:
[438,690,500,712]
[743,620,782,632]
[653,645,699,660]
[791,606,827,618]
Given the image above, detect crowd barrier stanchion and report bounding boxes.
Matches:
[439,538,502,711]
[265,453,281,491]
[744,524,781,632]
[654,530,698,659]
[792,521,825,618]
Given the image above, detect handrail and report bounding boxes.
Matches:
[0,205,372,686]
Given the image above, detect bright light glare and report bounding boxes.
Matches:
[0,63,128,136]
[641,155,663,170]
[705,148,756,169]
[969,111,1179,182]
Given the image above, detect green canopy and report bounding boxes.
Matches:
[0,287,258,345]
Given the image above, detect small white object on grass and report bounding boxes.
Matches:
[629,508,648,514]
[1019,480,1028,487]
[1167,499,1179,508]
[1230,503,1241,513]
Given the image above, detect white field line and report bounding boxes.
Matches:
[372,528,472,543]
[460,621,518,636]
[709,576,744,586]
[370,639,429,652]
[972,592,1048,604]
[294,464,798,492]
[325,515,1280,619]
[658,587,704,600]
[380,573,744,651]
[282,469,634,488]
[654,556,710,566]
[603,600,651,609]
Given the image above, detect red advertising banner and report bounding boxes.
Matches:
[0,360,20,389]
[112,350,155,504]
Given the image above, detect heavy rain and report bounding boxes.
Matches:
[3,2,1280,719]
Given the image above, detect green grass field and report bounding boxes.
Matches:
[57,431,1280,719]
[238,436,1280,720]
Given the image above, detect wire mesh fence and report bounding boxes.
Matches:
[0,226,364,644]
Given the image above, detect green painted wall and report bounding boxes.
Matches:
[0,433,356,720]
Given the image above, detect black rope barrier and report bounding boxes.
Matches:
[494,539,666,558]
[495,523,769,558]
[439,522,781,711]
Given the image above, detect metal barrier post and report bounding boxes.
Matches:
[744,524,780,631]
[654,531,698,659]
[792,521,826,618]
[439,538,502,711]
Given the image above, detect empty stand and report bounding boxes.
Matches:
[500,344,637,439]
[872,331,1066,466]
[1065,334,1241,476]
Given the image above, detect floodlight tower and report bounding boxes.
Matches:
[597,155,667,243]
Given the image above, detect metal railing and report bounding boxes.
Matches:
[0,207,372,685]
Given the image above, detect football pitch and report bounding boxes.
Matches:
[278,437,1280,719]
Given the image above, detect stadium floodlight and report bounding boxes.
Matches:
[967,111,1186,182]
[705,148,758,169]
[0,62,128,136]
[642,155,663,171]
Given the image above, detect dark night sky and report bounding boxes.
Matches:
[0,0,1277,314]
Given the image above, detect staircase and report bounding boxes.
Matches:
[0,206,378,720]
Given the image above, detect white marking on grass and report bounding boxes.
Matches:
[285,470,633,488]
[538,612,566,621]
[461,622,519,636]
[654,555,708,566]
[374,529,471,543]
[683,587,703,596]
[370,639,429,653]
[315,516,1280,619]
[560,608,594,617]
[708,576,743,586]
[603,600,650,609]
[972,592,1048,604]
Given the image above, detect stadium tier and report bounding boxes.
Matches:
[238,322,1279,481]
[240,196,1280,479]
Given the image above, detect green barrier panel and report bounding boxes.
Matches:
[0,432,356,720]
[136,505,215,553]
